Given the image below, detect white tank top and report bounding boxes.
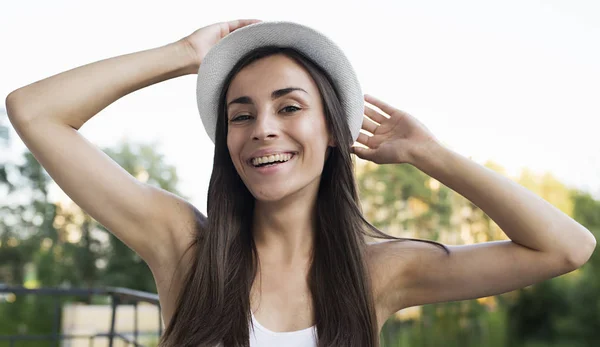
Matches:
[249,312,318,347]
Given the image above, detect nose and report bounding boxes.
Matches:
[251,110,280,141]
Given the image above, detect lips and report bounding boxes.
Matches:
[248,153,297,174]
[252,153,294,167]
[246,151,298,165]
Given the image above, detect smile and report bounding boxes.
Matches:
[251,152,295,167]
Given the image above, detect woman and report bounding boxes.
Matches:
[6,19,596,347]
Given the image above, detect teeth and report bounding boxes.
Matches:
[251,153,293,166]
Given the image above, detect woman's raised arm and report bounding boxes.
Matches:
[355,94,596,317]
[5,19,260,270]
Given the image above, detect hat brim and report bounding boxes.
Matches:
[196,21,363,144]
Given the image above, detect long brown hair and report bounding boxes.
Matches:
[159,46,449,347]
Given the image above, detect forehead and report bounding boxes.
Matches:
[226,54,318,101]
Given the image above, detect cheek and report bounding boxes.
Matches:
[227,129,244,152]
[297,118,329,163]
[227,136,243,168]
[296,114,329,143]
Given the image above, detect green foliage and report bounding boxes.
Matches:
[357,162,453,241]
[503,190,600,347]
[0,140,182,340]
[558,191,600,345]
[357,159,600,346]
[0,108,9,146]
[380,302,508,347]
[1,134,598,346]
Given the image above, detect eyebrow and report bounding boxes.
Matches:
[227,87,308,108]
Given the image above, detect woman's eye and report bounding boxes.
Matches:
[231,115,251,122]
[282,105,301,113]
[231,106,299,122]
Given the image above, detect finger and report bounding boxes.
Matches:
[351,146,376,161]
[356,132,371,147]
[364,105,388,124]
[362,116,378,134]
[227,19,262,32]
[364,94,398,117]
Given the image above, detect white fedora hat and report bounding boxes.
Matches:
[196,20,364,144]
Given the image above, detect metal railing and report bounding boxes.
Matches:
[0,285,163,347]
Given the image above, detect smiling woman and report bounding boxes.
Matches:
[163,20,595,347]
[6,17,595,347]
[160,43,420,347]
[154,20,458,345]
[224,53,333,202]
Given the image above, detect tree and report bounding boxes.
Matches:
[559,191,600,345]
[504,170,585,346]
[0,136,184,340]
[356,158,509,346]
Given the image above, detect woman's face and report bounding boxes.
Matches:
[225,54,332,202]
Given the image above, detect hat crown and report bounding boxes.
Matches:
[197,21,363,144]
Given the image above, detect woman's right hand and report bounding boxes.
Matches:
[180,19,262,74]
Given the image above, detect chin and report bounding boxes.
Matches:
[250,188,290,203]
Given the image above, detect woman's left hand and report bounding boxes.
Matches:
[351,94,441,165]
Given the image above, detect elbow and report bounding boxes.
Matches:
[6,89,27,123]
[6,90,19,116]
[565,230,597,269]
[6,89,39,130]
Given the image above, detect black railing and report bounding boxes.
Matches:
[0,285,163,347]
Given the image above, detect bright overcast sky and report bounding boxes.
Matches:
[1,0,599,213]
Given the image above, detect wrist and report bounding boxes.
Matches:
[172,39,200,75]
[407,140,448,172]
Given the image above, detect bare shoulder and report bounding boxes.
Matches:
[367,236,573,323]
[149,191,206,325]
[140,187,205,269]
[366,239,447,326]
[366,239,414,295]
[149,188,208,275]
[160,192,207,260]
[367,238,445,286]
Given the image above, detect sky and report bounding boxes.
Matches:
[1,0,599,214]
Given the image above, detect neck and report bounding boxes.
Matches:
[252,184,318,267]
